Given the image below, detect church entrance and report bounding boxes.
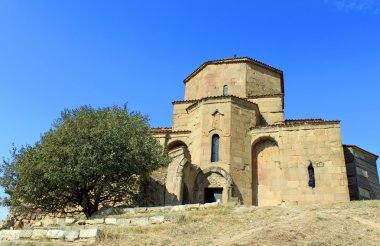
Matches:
[204,188,223,203]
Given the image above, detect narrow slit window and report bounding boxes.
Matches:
[223,85,228,96]
[211,134,220,162]
[308,162,315,188]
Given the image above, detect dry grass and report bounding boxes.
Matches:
[97,200,380,246]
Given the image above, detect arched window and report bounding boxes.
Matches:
[223,85,228,96]
[211,134,220,162]
[308,162,315,188]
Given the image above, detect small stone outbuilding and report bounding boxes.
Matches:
[147,57,378,206]
[343,145,380,200]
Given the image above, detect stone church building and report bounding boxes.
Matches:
[148,57,379,206]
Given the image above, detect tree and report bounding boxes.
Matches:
[0,105,169,218]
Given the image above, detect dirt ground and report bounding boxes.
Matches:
[98,200,380,246]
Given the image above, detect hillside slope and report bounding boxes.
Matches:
[99,200,380,246]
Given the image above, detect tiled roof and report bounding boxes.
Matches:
[247,93,284,99]
[171,93,284,104]
[184,57,283,83]
[285,119,329,123]
[343,144,378,159]
[284,119,340,125]
[250,119,340,130]
[151,127,191,134]
[172,95,259,107]
[172,99,199,105]
[150,127,171,134]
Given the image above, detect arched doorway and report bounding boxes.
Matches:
[145,140,189,206]
[193,167,233,204]
[252,138,280,206]
[165,141,197,205]
[167,140,188,153]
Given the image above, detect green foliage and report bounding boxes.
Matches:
[0,105,169,217]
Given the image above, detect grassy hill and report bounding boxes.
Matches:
[99,200,380,246]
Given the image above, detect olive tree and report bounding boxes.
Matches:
[0,105,169,218]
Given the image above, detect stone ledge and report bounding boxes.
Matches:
[0,202,221,243]
[0,228,101,242]
[93,202,218,217]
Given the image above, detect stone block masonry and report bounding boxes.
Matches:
[149,57,367,207]
[0,202,220,244]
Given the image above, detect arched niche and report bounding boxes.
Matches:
[251,137,280,206]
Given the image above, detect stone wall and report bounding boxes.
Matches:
[184,62,283,101]
[0,202,220,244]
[184,63,247,100]
[2,209,85,232]
[154,101,350,207]
[247,96,284,125]
[151,57,352,208]
[172,101,193,131]
[247,122,350,206]
[229,100,259,203]
[185,97,235,168]
[245,63,282,96]
[144,166,168,206]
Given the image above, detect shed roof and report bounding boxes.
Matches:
[343,144,378,159]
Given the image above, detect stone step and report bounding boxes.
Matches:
[0,228,100,243]
[93,202,219,217]
[0,203,221,244]
[27,215,166,228]
[0,215,167,243]
[23,202,220,229]
[0,240,83,245]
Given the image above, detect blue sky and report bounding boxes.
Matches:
[0,1,379,219]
